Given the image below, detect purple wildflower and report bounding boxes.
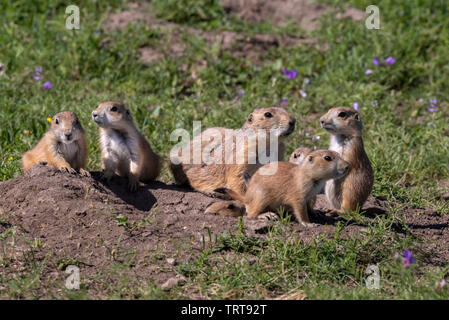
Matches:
[385,56,396,66]
[280,97,288,106]
[372,57,380,65]
[43,81,52,90]
[238,89,245,96]
[402,250,416,267]
[33,66,43,81]
[365,69,373,75]
[440,279,446,290]
[428,98,439,112]
[353,102,359,111]
[282,68,298,80]
[299,90,307,98]
[304,78,310,86]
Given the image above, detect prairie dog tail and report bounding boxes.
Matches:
[214,188,245,203]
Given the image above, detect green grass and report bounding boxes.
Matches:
[0,0,448,299]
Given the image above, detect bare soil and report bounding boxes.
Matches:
[221,0,366,32]
[0,164,448,298]
[103,1,329,65]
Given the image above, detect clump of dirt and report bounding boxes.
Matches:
[221,0,366,32]
[0,164,447,298]
[103,1,327,65]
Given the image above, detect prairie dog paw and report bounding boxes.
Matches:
[128,177,139,192]
[79,168,91,177]
[300,221,319,228]
[59,166,76,174]
[258,212,279,221]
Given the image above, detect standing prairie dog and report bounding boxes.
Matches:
[92,101,161,192]
[170,107,296,198]
[21,111,89,175]
[320,107,374,214]
[223,150,350,226]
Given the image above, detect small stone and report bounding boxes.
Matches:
[166,258,176,266]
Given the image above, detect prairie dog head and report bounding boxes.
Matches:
[92,101,133,131]
[289,147,312,164]
[302,150,350,181]
[320,107,363,137]
[242,107,296,138]
[205,200,245,217]
[50,111,84,144]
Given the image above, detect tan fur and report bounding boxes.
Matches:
[92,101,161,191]
[289,147,312,164]
[22,111,88,175]
[205,200,245,217]
[170,107,296,198]
[320,107,374,214]
[289,147,316,212]
[225,150,350,226]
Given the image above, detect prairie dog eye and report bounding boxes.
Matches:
[227,204,235,210]
[110,106,118,112]
[264,112,273,118]
[338,112,347,118]
[324,156,332,161]
[55,119,59,125]
[293,153,298,159]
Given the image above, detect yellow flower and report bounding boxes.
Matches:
[47,117,52,123]
[8,156,13,161]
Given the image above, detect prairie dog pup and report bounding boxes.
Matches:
[205,200,245,217]
[92,101,161,191]
[289,147,315,212]
[320,107,374,214]
[22,111,88,175]
[170,107,296,198]
[289,147,312,164]
[224,150,350,226]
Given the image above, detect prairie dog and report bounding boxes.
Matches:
[21,111,88,175]
[205,200,245,217]
[289,147,312,164]
[223,150,350,226]
[320,107,374,214]
[170,107,296,198]
[92,101,161,191]
[289,147,316,212]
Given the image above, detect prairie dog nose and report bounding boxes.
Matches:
[65,132,72,140]
[289,117,296,127]
[92,111,98,118]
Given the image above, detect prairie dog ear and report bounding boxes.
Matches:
[308,156,313,163]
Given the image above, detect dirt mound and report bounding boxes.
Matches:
[1,164,448,297]
[221,0,366,32]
